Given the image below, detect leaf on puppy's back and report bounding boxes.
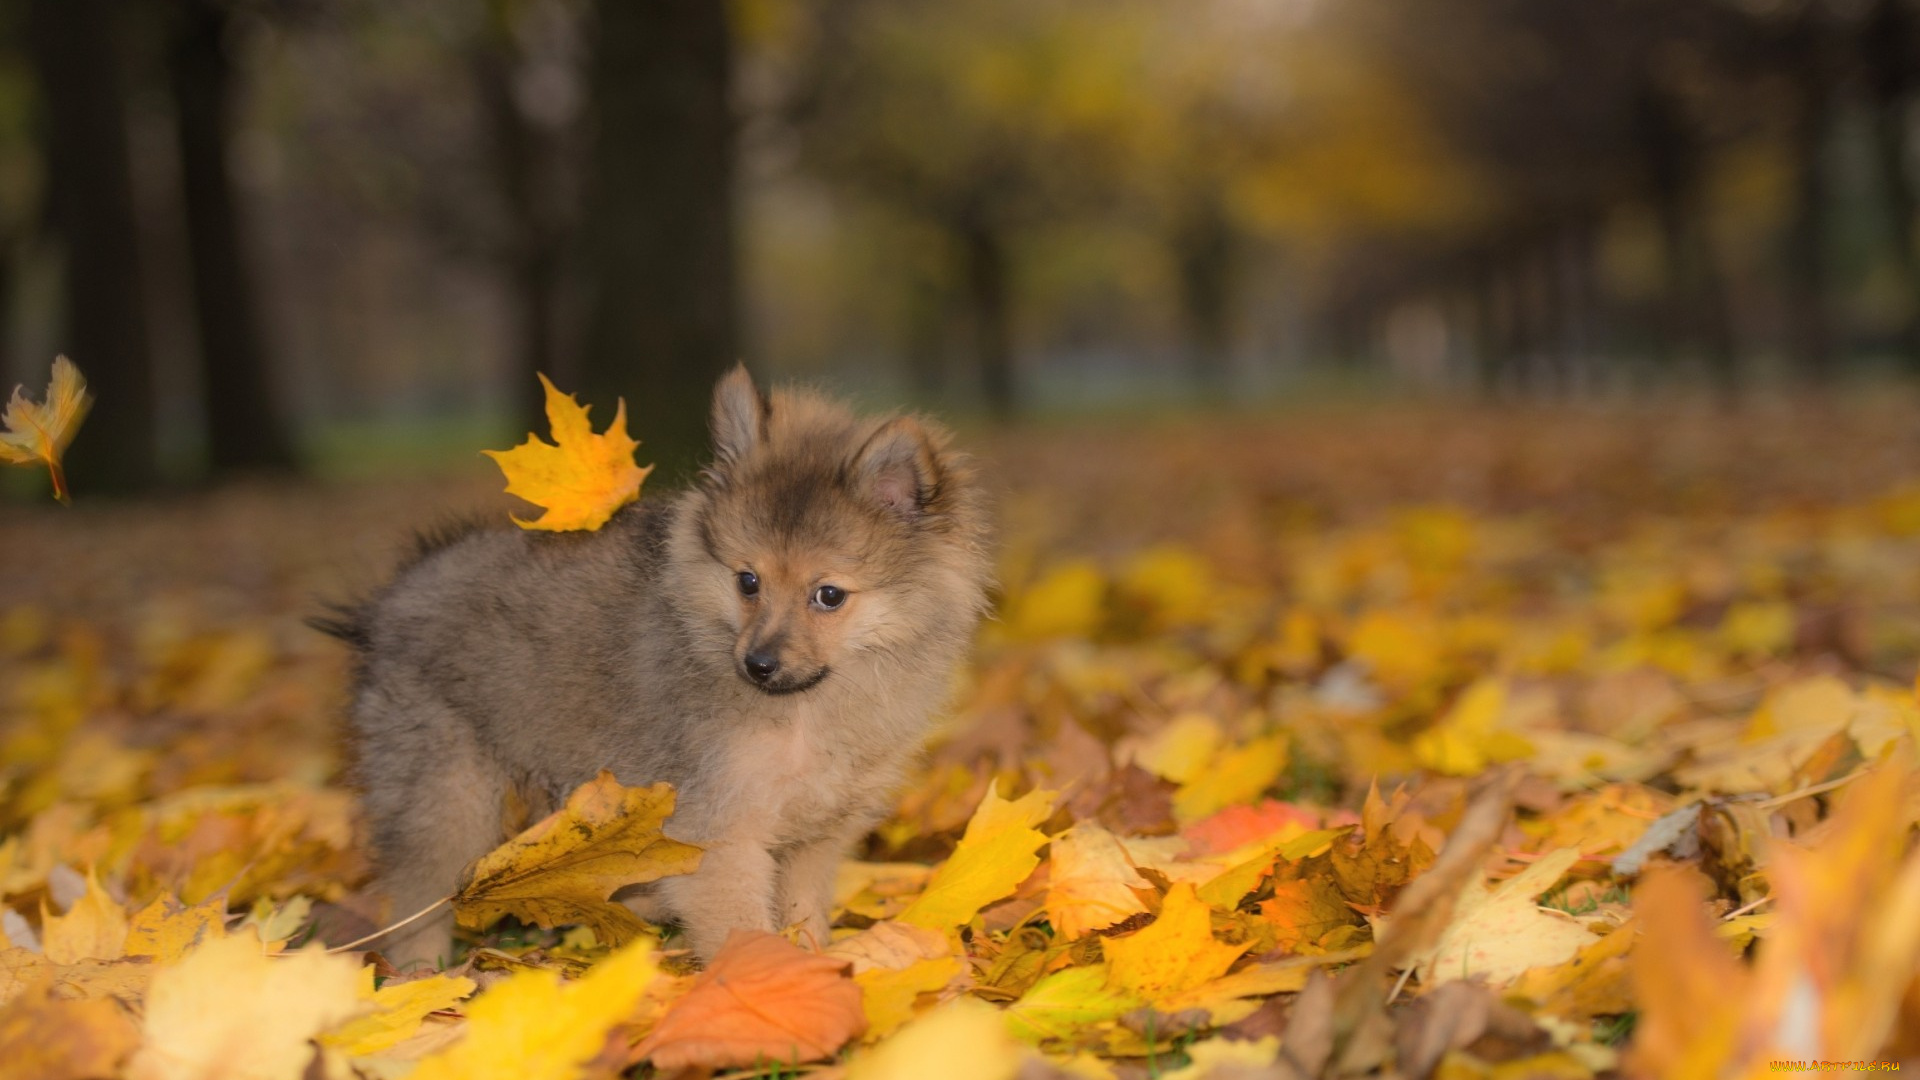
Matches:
[452,771,702,945]
[483,373,653,532]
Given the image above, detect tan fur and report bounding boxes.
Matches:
[334,368,992,965]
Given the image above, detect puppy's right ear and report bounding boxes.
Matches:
[710,364,768,468]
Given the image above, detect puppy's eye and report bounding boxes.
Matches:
[812,584,847,610]
[736,571,760,597]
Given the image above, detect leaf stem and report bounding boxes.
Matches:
[324,895,453,954]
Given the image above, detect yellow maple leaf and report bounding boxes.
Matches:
[454,770,703,945]
[321,967,476,1057]
[125,892,226,964]
[0,356,91,504]
[483,373,653,532]
[128,933,366,1080]
[898,781,1057,930]
[855,954,963,1038]
[41,870,127,964]
[409,936,659,1080]
[1104,882,1249,1006]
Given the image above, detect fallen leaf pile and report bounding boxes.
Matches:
[6,398,1920,1078]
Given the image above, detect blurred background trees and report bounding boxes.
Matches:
[6,0,1920,492]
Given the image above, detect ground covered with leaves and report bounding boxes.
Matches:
[5,398,1920,1080]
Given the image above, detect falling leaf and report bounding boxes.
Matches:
[848,997,1023,1080]
[124,893,226,965]
[635,930,865,1069]
[408,936,659,1080]
[320,968,476,1057]
[1104,882,1249,1006]
[0,983,139,1080]
[1046,823,1151,939]
[453,770,703,945]
[898,782,1056,930]
[483,373,653,532]
[0,357,91,504]
[127,934,365,1080]
[41,870,127,965]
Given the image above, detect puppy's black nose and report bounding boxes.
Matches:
[744,653,780,683]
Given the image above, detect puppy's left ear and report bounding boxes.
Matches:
[851,417,941,518]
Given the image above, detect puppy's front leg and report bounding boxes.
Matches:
[777,826,867,949]
[658,840,778,961]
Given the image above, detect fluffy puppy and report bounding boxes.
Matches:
[329,367,991,964]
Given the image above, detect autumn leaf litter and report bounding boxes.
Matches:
[5,397,1920,1078]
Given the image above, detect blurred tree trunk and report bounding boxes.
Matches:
[27,0,160,492]
[170,0,298,475]
[1174,187,1234,397]
[957,213,1014,419]
[1471,255,1505,395]
[1864,0,1920,372]
[474,9,567,432]
[902,271,949,402]
[579,0,737,483]
[1636,81,1739,396]
[1785,14,1836,384]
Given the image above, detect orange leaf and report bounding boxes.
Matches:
[1182,800,1322,857]
[483,374,653,532]
[635,930,866,1069]
[1624,867,1747,1079]
[0,357,92,504]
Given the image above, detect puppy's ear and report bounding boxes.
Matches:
[710,364,768,467]
[851,417,940,518]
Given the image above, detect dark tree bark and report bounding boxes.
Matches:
[170,0,298,475]
[957,213,1014,419]
[1471,254,1506,395]
[578,0,738,484]
[474,15,569,432]
[1174,187,1234,397]
[1863,0,1920,372]
[1781,9,1827,382]
[902,270,949,403]
[1636,80,1740,396]
[27,0,160,492]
